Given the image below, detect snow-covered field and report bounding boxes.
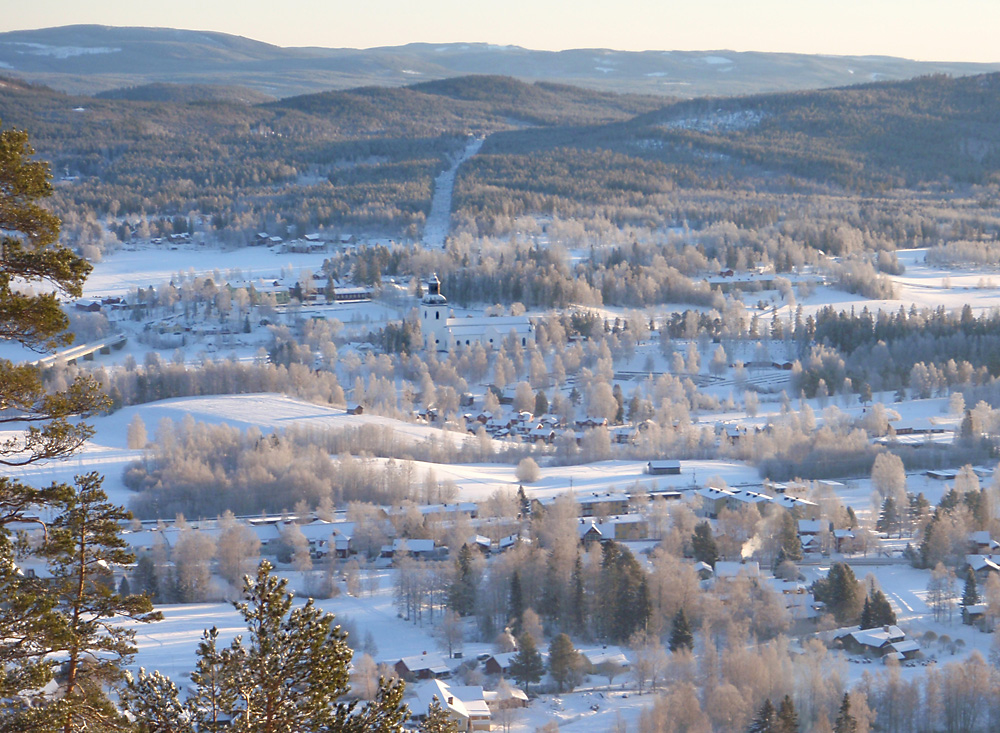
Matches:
[768,247,1000,321]
[1,393,470,508]
[81,245,337,299]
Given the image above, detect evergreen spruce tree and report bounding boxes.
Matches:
[691,521,719,568]
[773,546,788,574]
[860,596,873,630]
[962,568,980,608]
[833,693,857,733]
[811,562,864,624]
[448,544,476,617]
[508,570,524,635]
[420,696,460,733]
[939,490,960,511]
[571,554,585,635]
[548,633,582,693]
[747,698,776,733]
[779,510,803,562]
[919,518,937,568]
[533,391,548,417]
[133,553,159,600]
[539,560,560,624]
[668,609,694,653]
[910,493,929,527]
[507,633,544,694]
[869,589,896,627]
[876,497,898,535]
[961,409,975,440]
[634,579,652,635]
[597,541,649,641]
[776,694,799,733]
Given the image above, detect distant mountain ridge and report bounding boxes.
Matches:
[3,24,1000,99]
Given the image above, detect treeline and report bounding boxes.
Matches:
[122,417,524,519]
[799,304,1000,394]
[637,651,1000,733]
[89,358,347,411]
[926,239,1000,268]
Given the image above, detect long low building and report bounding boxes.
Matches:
[697,486,817,518]
[533,491,630,517]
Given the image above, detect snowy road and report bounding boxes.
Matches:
[423,135,485,247]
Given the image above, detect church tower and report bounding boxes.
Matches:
[420,274,450,351]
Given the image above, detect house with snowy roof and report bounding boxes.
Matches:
[409,679,491,732]
[727,489,773,511]
[483,686,529,710]
[415,502,479,520]
[714,561,761,581]
[393,652,452,681]
[483,650,549,677]
[969,531,1000,554]
[797,519,825,536]
[379,538,439,565]
[647,460,681,475]
[962,603,989,629]
[496,534,523,554]
[533,491,630,518]
[482,651,518,676]
[578,646,630,670]
[965,554,1000,583]
[836,626,918,659]
[576,515,649,546]
[467,535,492,555]
[772,494,818,513]
[832,528,856,553]
[697,486,735,518]
[766,579,821,621]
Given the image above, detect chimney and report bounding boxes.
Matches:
[448,696,454,705]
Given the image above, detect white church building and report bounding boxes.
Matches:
[421,276,534,353]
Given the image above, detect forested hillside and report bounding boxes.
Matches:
[458,73,1000,233]
[5,72,1000,254]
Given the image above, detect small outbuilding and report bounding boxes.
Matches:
[647,460,681,475]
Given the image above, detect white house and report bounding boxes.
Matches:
[410,679,492,732]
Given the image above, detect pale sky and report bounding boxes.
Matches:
[4,0,1000,63]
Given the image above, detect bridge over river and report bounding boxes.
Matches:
[32,333,128,368]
